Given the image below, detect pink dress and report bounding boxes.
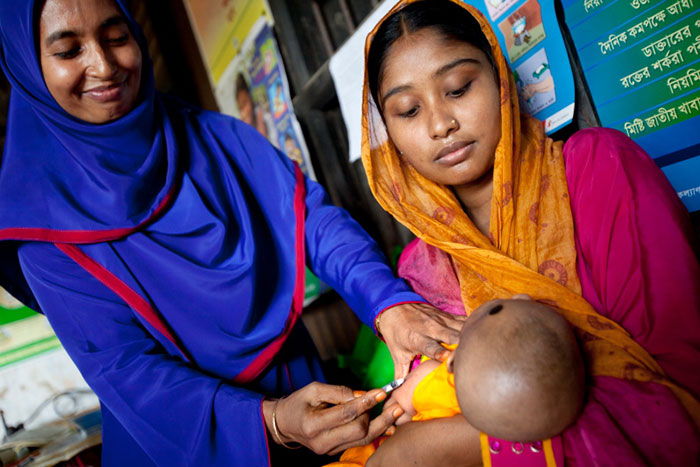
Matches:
[398,128,700,465]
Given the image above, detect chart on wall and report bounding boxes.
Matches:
[469,0,577,133]
[563,0,700,212]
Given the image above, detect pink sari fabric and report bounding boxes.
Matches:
[397,128,700,465]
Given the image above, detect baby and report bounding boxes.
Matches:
[328,296,585,466]
[390,295,585,442]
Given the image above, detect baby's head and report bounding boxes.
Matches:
[447,297,585,441]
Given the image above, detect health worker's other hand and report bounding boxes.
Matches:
[378,303,466,379]
[263,382,404,455]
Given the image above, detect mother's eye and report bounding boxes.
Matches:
[398,106,419,118]
[447,81,472,98]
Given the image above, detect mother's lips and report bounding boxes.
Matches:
[435,140,471,162]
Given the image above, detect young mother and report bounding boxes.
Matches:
[362,0,700,465]
[0,0,467,465]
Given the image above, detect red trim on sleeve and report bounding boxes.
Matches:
[232,165,307,384]
[292,165,307,315]
[55,243,190,361]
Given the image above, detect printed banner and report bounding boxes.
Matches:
[563,0,700,212]
[0,290,59,368]
[185,0,316,178]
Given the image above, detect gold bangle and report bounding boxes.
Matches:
[271,397,302,449]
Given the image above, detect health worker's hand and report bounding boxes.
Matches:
[377,303,466,379]
[262,382,404,455]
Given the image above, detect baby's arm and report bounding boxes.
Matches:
[387,359,442,425]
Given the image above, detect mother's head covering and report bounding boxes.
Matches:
[361,0,700,425]
[0,0,177,241]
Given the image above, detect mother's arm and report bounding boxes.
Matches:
[367,416,482,467]
[560,128,700,464]
[564,128,700,397]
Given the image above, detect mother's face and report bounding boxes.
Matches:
[378,28,501,189]
[38,0,142,124]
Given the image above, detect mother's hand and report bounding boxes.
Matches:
[378,303,466,378]
[263,382,404,455]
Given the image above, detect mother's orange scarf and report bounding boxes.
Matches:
[361,0,699,426]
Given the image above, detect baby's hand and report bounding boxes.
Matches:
[386,359,442,425]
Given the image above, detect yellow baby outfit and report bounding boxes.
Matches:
[410,360,460,422]
[325,360,458,466]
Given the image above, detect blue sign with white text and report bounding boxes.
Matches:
[563,0,700,212]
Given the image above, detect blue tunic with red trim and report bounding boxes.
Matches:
[0,1,423,465]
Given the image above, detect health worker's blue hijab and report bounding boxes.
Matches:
[0,0,176,240]
[0,0,177,308]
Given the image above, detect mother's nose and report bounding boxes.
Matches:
[430,111,459,139]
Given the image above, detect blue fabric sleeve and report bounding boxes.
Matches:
[17,242,271,467]
[215,117,425,329]
[302,176,426,328]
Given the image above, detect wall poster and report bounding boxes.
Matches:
[183,0,315,179]
[471,0,577,133]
